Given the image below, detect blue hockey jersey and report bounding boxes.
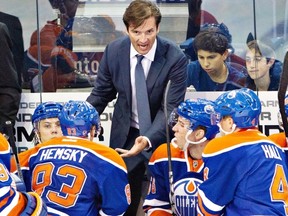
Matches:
[198,128,288,215]
[11,136,130,216]
[143,140,204,216]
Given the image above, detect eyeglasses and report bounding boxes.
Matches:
[245,56,264,63]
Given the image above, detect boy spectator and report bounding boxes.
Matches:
[245,37,282,91]
[186,24,246,91]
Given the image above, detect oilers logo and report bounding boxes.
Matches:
[172,177,203,216]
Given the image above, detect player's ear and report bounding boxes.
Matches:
[195,129,205,141]
[33,129,41,145]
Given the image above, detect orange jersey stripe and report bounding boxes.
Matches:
[7,192,26,216]
[268,132,287,148]
[197,193,219,216]
[39,137,127,171]
[203,129,273,155]
[11,136,128,173]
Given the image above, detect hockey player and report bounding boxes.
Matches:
[0,133,47,215]
[11,100,130,215]
[32,101,63,145]
[143,98,219,216]
[198,88,288,215]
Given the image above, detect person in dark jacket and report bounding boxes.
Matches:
[0,22,21,133]
[0,12,24,86]
[245,39,282,91]
[186,24,246,91]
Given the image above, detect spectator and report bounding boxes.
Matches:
[186,24,246,91]
[198,88,288,215]
[86,0,187,214]
[184,0,219,61]
[0,132,47,215]
[0,12,24,87]
[31,101,63,145]
[186,0,218,39]
[0,22,21,133]
[245,38,282,91]
[185,1,246,67]
[11,100,130,215]
[143,98,218,215]
[24,0,124,92]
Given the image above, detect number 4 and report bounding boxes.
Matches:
[270,164,288,214]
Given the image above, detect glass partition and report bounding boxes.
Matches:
[3,0,287,94]
[2,0,288,149]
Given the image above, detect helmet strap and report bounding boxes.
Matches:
[184,130,207,149]
[217,123,236,136]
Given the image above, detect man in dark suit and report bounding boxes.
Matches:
[0,12,24,86]
[86,0,187,215]
[0,22,22,133]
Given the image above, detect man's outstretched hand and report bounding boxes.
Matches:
[115,136,148,157]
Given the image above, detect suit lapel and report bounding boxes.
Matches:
[146,37,167,93]
[118,38,132,106]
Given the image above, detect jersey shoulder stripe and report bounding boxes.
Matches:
[149,143,184,163]
[203,130,275,156]
[268,132,286,147]
[36,137,128,172]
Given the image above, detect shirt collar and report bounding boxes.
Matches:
[130,38,157,61]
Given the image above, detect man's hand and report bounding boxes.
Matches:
[115,136,148,157]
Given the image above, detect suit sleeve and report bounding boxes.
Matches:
[86,43,118,114]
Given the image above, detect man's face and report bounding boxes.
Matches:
[127,16,159,55]
[37,118,63,143]
[172,116,190,150]
[246,49,270,80]
[197,50,227,76]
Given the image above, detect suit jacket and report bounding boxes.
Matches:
[0,22,21,132]
[0,12,24,86]
[87,35,187,164]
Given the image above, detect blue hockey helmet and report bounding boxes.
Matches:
[32,102,63,126]
[212,88,261,128]
[58,100,100,137]
[169,98,219,140]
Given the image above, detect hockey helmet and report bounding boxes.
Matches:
[169,98,219,140]
[32,102,63,126]
[58,100,100,137]
[212,88,261,128]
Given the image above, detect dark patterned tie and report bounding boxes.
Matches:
[135,55,151,135]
